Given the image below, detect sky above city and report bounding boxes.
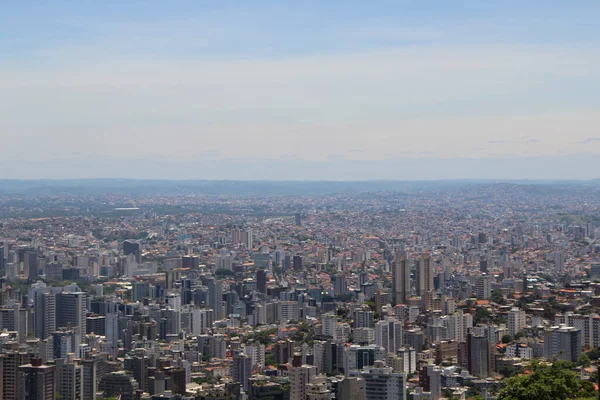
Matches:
[2,1,600,180]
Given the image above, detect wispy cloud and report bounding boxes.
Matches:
[577,137,600,144]
[1,2,600,178]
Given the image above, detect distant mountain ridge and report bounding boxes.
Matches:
[0,178,598,197]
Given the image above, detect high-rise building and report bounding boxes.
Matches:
[334,274,348,296]
[245,342,266,369]
[256,269,267,294]
[82,358,99,400]
[182,255,200,269]
[353,308,374,329]
[34,292,56,340]
[0,351,31,400]
[397,348,417,374]
[105,301,119,357]
[231,228,244,245]
[467,333,491,378]
[206,278,223,321]
[338,377,365,400]
[507,307,526,337]
[244,229,253,249]
[420,364,442,400]
[405,329,424,353]
[278,301,299,322]
[392,252,411,305]
[216,254,233,271]
[123,240,141,264]
[52,330,77,360]
[543,325,581,362]
[375,318,403,356]
[99,371,139,400]
[18,358,55,400]
[448,309,473,343]
[475,275,492,300]
[231,351,253,392]
[344,345,386,375]
[293,255,303,270]
[44,262,63,281]
[190,308,213,335]
[56,358,83,400]
[416,254,434,297]
[0,243,5,274]
[479,259,488,273]
[290,365,318,400]
[56,292,87,340]
[24,251,39,281]
[124,353,149,392]
[555,251,565,272]
[322,313,338,338]
[164,366,186,395]
[361,360,406,400]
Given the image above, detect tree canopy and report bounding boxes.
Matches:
[497,361,595,400]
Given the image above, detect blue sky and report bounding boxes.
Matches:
[1,1,600,179]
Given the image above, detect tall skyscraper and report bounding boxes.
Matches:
[124,353,149,392]
[0,243,5,275]
[361,360,406,400]
[507,307,526,337]
[56,292,87,340]
[0,351,31,400]
[290,365,318,400]
[123,240,141,264]
[475,275,491,300]
[344,345,386,375]
[206,278,223,321]
[82,357,99,400]
[244,229,253,249]
[375,318,403,356]
[18,358,56,400]
[334,274,348,296]
[467,333,491,378]
[105,301,119,357]
[555,251,565,272]
[256,269,266,294]
[231,351,253,392]
[338,377,366,400]
[416,254,434,297]
[420,364,442,400]
[543,325,582,362]
[293,255,302,270]
[99,371,139,400]
[56,358,83,400]
[34,292,56,340]
[353,308,374,329]
[24,250,39,281]
[392,252,410,305]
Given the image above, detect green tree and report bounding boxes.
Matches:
[474,307,491,324]
[577,353,591,367]
[501,334,512,344]
[497,360,595,400]
[586,347,600,361]
[215,268,234,278]
[492,289,506,305]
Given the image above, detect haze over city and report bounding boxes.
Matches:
[4,3,600,400]
[2,1,600,179]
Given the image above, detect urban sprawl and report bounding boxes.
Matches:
[1,181,599,400]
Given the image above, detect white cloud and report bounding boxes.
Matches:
[1,44,599,164]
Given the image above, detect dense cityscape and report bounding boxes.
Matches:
[0,180,599,399]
